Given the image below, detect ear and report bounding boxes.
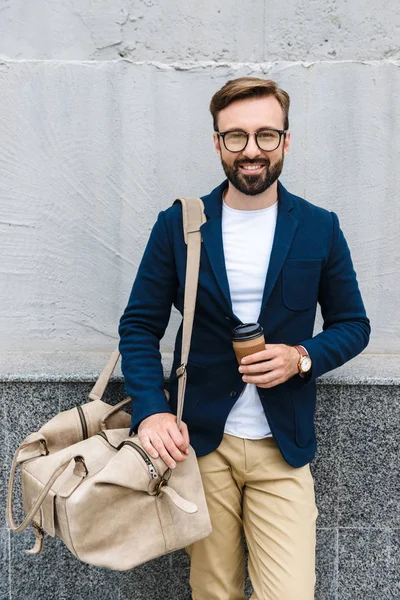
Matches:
[213,132,221,156]
[283,131,291,156]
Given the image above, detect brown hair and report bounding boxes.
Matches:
[209,77,290,131]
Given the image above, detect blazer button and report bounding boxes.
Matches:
[230,390,237,398]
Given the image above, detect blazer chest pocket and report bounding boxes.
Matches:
[282,259,322,311]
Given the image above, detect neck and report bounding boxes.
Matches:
[223,181,278,210]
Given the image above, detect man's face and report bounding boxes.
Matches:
[213,96,290,196]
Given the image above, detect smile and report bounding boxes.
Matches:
[239,164,265,174]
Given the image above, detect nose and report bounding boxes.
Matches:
[242,133,261,159]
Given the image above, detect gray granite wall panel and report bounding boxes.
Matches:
[0,385,10,530]
[338,385,400,528]
[11,531,119,600]
[338,528,400,600]
[0,528,9,600]
[119,551,191,600]
[2,380,399,598]
[4,383,60,456]
[315,529,338,600]
[58,382,93,410]
[312,384,341,528]
[101,381,130,407]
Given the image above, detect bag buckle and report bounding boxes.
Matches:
[156,479,167,496]
[32,521,44,536]
[156,468,172,496]
[39,439,49,456]
[176,363,186,378]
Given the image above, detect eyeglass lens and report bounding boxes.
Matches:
[223,130,281,152]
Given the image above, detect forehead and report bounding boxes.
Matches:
[217,96,285,131]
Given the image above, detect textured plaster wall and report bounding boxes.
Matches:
[0,1,399,355]
[0,0,399,61]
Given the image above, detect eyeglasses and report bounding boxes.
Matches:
[216,128,287,153]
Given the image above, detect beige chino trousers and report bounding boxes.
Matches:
[186,434,318,600]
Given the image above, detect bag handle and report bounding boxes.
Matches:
[99,396,132,430]
[87,198,206,428]
[7,448,88,534]
[87,348,120,402]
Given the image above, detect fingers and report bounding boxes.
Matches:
[179,421,190,455]
[138,433,172,468]
[139,432,160,460]
[240,344,280,365]
[138,416,190,470]
[239,344,296,388]
[140,432,179,470]
[242,371,283,388]
[154,433,181,469]
[239,358,280,375]
[161,428,187,461]
[166,422,186,450]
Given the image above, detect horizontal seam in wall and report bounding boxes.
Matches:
[0,59,399,68]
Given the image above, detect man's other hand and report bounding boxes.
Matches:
[138,413,190,470]
[238,344,299,388]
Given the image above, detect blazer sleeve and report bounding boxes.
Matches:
[299,211,371,382]
[118,210,178,434]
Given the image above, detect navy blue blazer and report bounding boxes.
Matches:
[119,180,370,467]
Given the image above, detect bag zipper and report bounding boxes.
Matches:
[97,430,117,447]
[97,432,158,480]
[76,405,88,440]
[122,441,159,479]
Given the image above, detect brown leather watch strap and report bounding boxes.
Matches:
[293,345,308,358]
[293,345,312,375]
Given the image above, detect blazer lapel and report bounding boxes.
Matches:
[259,181,298,313]
[200,181,234,316]
[199,180,299,319]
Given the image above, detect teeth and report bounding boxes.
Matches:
[241,165,263,171]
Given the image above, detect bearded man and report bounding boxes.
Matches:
[119,77,370,599]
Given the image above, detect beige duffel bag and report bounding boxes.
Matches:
[7,198,212,571]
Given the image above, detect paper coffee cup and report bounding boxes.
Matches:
[232,323,266,365]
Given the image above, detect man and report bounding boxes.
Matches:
[119,78,370,599]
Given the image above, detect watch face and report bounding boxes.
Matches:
[301,356,312,372]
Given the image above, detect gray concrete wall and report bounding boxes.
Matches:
[0,0,399,355]
[0,0,398,62]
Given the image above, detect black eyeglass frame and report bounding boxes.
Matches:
[215,128,288,153]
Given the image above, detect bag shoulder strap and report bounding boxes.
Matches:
[88,198,206,427]
[173,198,206,426]
[175,196,207,245]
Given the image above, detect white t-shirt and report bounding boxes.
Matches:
[222,199,278,439]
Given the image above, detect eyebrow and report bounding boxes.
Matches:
[219,126,280,133]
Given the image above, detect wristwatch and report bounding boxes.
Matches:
[293,345,312,375]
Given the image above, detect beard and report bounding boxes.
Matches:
[221,151,284,196]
